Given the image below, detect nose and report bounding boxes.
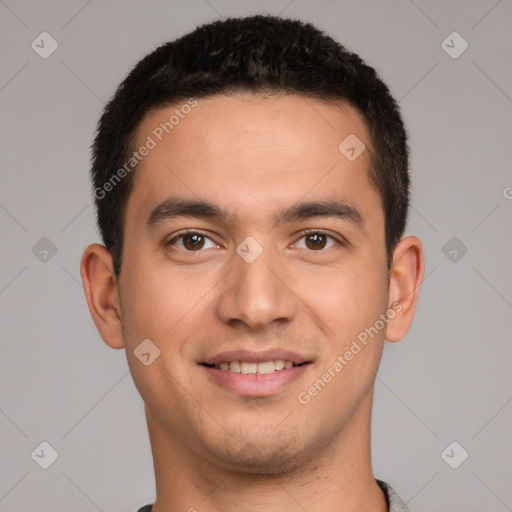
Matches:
[216,240,297,330]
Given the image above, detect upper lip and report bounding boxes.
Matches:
[201,349,312,366]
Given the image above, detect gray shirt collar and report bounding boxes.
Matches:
[376,479,411,512]
[137,479,411,512]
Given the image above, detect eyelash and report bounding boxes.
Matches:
[166,229,343,252]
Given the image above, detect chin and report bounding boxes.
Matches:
[221,450,303,476]
[204,429,325,477]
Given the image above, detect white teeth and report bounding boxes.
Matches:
[274,359,285,370]
[240,362,258,374]
[229,361,241,372]
[214,359,298,374]
[257,361,275,375]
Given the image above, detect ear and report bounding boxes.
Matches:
[385,235,425,343]
[80,243,125,349]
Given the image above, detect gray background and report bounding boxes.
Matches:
[0,1,511,511]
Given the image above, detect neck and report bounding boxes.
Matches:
[146,391,387,512]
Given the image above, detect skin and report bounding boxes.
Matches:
[81,93,424,512]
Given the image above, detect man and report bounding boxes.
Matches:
[80,15,424,512]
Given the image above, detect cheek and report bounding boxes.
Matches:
[295,262,388,419]
[119,253,218,346]
[304,256,389,349]
[118,261,214,404]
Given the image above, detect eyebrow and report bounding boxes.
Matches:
[146,196,363,230]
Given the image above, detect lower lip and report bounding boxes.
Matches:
[201,364,311,397]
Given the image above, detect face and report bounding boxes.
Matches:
[115,93,393,473]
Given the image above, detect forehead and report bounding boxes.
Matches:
[127,93,379,227]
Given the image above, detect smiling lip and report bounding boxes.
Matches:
[200,349,312,397]
[201,349,310,366]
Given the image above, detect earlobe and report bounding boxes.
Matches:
[385,236,425,343]
[80,243,125,349]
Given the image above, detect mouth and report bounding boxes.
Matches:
[199,350,313,397]
[201,359,308,375]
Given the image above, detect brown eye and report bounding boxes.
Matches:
[294,230,340,251]
[182,233,205,250]
[167,231,217,251]
[305,232,328,250]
